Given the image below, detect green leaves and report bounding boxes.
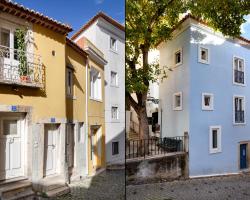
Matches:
[126,0,249,95]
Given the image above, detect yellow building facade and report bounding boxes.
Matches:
[0,1,106,198]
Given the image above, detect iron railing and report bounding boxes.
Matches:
[235,110,244,123]
[234,70,244,84]
[0,45,44,88]
[126,136,185,159]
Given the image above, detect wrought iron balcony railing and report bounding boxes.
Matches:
[234,70,244,84]
[0,45,44,88]
[235,110,245,123]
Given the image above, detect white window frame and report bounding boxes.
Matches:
[110,71,118,87]
[78,122,84,143]
[202,93,214,111]
[233,56,246,86]
[173,92,183,111]
[111,106,119,120]
[198,45,210,64]
[66,68,73,97]
[233,95,246,125]
[110,36,117,52]
[174,48,183,67]
[209,126,222,154]
[90,67,102,101]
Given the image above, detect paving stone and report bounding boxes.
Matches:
[52,170,125,200]
[126,173,250,200]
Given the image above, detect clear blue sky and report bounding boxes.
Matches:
[13,0,125,37]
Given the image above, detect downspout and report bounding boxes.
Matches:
[85,56,89,176]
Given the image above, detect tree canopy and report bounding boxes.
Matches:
[126,0,250,139]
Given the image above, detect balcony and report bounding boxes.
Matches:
[234,70,244,84]
[0,45,44,88]
[235,110,245,123]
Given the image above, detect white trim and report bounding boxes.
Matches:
[109,36,117,52]
[202,93,214,111]
[110,70,119,87]
[198,45,210,64]
[233,95,246,125]
[174,48,183,67]
[190,172,239,179]
[232,55,246,86]
[173,92,183,111]
[209,125,222,154]
[111,105,119,121]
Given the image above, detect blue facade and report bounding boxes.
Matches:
[159,18,250,177]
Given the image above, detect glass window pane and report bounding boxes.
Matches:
[3,120,17,135]
[1,28,10,47]
[212,129,217,149]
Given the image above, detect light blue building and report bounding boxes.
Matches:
[158,14,250,177]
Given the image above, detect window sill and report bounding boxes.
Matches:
[175,62,182,67]
[67,95,77,100]
[173,107,182,111]
[209,150,222,154]
[110,84,119,88]
[202,107,214,111]
[198,60,209,65]
[111,119,120,123]
[233,122,246,126]
[109,49,118,54]
[89,97,103,102]
[233,82,246,87]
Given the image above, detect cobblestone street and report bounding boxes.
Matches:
[54,170,125,200]
[126,173,250,200]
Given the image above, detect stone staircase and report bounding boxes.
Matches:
[0,177,34,200]
[34,176,70,198]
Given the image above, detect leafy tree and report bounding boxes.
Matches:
[126,0,250,140]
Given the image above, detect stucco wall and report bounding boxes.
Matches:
[0,23,67,122]
[188,24,250,177]
[158,27,191,138]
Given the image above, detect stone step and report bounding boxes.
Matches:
[46,186,70,198]
[8,189,34,200]
[0,180,33,200]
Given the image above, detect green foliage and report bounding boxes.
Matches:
[15,28,28,76]
[126,0,250,95]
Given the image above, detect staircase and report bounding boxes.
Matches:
[0,177,34,200]
[34,176,70,198]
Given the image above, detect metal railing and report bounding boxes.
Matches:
[126,136,185,159]
[234,70,244,84]
[0,45,44,88]
[235,110,244,123]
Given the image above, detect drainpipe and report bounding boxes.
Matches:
[85,56,89,176]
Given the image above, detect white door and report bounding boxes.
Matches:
[45,124,58,176]
[0,115,24,180]
[67,124,75,168]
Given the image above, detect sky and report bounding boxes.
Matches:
[10,1,250,40]
[13,0,125,37]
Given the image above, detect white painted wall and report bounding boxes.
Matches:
[74,17,125,165]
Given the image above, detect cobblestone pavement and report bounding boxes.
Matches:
[126,173,250,200]
[54,170,125,200]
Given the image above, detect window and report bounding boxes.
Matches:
[66,68,73,96]
[111,71,118,86]
[198,46,209,64]
[112,141,119,155]
[233,96,245,124]
[78,123,84,143]
[0,28,10,58]
[173,92,182,110]
[174,48,182,66]
[111,106,119,119]
[202,93,214,110]
[90,67,102,100]
[3,119,17,135]
[233,56,245,85]
[209,126,221,154]
[110,37,117,51]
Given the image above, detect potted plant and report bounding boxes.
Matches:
[16,28,29,82]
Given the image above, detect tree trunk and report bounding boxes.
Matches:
[138,104,149,156]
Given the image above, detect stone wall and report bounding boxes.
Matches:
[126,153,187,185]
